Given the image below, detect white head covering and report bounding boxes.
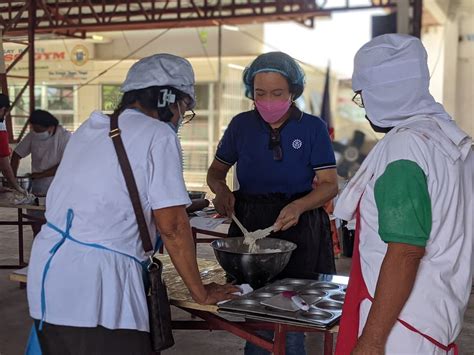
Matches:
[352,34,451,127]
[335,34,472,221]
[121,53,196,109]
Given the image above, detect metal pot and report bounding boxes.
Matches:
[0,175,31,191]
[211,237,297,289]
[188,190,206,200]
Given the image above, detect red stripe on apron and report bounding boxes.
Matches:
[335,208,457,355]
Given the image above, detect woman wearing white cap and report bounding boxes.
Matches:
[334,34,473,354]
[26,53,238,354]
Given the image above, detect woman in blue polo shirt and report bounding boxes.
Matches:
[207,52,338,355]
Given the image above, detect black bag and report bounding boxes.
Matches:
[109,114,175,352]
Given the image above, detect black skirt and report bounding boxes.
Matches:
[228,191,336,280]
[34,320,154,355]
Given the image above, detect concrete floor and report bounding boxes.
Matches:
[0,207,473,354]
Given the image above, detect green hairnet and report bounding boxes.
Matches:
[243,52,305,100]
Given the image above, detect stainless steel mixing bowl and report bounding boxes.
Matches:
[0,175,31,191]
[211,237,297,288]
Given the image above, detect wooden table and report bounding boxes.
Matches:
[0,193,45,269]
[10,256,341,354]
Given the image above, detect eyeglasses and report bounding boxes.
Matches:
[182,110,196,124]
[352,92,364,108]
[269,129,283,161]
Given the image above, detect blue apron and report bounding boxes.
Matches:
[25,209,156,354]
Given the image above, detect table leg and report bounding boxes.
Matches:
[324,332,334,355]
[273,323,287,355]
[18,208,25,266]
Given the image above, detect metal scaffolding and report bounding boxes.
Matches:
[0,0,422,141]
[0,1,401,37]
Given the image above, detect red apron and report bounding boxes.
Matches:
[335,209,458,355]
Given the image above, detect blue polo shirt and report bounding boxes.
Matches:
[215,108,336,195]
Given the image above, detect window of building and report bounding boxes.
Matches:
[101,84,122,113]
[179,83,214,191]
[8,84,77,137]
[46,86,74,110]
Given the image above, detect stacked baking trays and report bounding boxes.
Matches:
[219,278,347,328]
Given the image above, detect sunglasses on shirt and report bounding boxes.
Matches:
[269,129,283,161]
[352,92,364,108]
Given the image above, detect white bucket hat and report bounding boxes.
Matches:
[121,53,196,109]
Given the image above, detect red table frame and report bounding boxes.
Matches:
[191,226,228,245]
[171,306,336,355]
[186,226,338,354]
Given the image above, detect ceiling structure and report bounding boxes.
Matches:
[0,0,421,141]
[0,1,402,37]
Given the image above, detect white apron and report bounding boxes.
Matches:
[335,116,473,354]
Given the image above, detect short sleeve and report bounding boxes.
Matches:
[14,132,32,158]
[374,159,432,247]
[58,129,72,158]
[215,118,238,166]
[311,122,336,171]
[147,134,191,210]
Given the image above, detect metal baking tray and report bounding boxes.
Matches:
[218,276,347,328]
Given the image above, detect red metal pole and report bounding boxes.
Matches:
[187,309,275,352]
[28,0,36,122]
[324,332,334,355]
[0,34,13,141]
[5,46,29,74]
[273,323,287,355]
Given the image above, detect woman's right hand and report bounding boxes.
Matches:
[197,282,240,305]
[213,188,235,217]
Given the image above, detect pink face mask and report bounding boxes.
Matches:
[255,99,291,124]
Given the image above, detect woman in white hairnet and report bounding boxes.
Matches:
[334,34,473,354]
[26,53,238,354]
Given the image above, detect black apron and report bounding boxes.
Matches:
[228,191,336,281]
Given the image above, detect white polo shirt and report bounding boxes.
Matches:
[27,109,191,331]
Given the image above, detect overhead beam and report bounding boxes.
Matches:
[0,0,397,37]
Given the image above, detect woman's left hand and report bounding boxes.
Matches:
[274,201,304,232]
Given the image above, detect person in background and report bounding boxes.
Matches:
[11,110,71,235]
[207,51,338,355]
[0,93,27,194]
[26,53,237,354]
[334,34,473,354]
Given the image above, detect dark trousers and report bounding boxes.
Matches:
[34,320,155,355]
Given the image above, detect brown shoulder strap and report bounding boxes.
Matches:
[109,114,154,253]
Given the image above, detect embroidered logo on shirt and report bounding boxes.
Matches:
[292,139,302,150]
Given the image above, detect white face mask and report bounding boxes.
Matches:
[176,103,184,129]
[167,103,184,133]
[32,131,51,141]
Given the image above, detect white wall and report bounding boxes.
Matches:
[263,9,385,78]
[422,26,445,103]
[423,0,474,137]
[456,7,474,136]
[95,25,264,60]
